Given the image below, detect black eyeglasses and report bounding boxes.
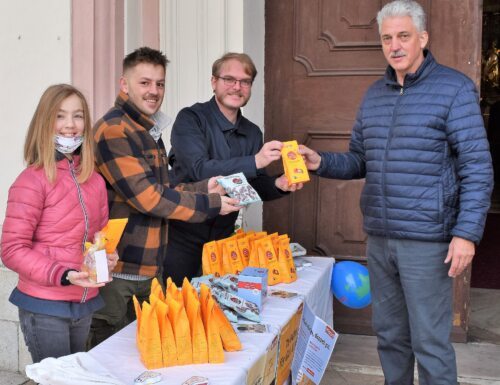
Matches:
[216,76,253,88]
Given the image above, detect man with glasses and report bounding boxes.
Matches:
[299,1,492,384]
[165,52,300,285]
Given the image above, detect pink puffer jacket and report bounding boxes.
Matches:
[1,156,108,302]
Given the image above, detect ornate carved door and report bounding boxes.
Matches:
[264,0,482,341]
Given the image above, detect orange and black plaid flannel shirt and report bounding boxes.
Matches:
[93,92,221,277]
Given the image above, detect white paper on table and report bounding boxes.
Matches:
[25,352,126,385]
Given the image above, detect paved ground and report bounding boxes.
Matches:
[323,334,500,385]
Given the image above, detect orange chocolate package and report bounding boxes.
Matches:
[213,302,242,351]
[154,299,177,367]
[202,241,223,277]
[199,284,225,363]
[221,238,245,275]
[255,237,282,286]
[281,140,310,185]
[182,279,209,364]
[138,301,163,369]
[276,235,297,283]
[166,293,193,365]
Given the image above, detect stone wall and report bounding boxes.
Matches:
[0,259,31,372]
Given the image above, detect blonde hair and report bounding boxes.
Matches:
[24,84,95,183]
[212,52,257,81]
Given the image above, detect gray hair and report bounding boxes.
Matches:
[376,0,426,34]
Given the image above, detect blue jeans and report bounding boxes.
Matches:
[19,308,92,363]
[367,236,457,385]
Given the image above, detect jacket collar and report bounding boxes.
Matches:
[115,91,156,131]
[384,49,437,88]
[55,153,81,169]
[208,96,245,134]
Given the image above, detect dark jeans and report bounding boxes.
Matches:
[18,308,92,363]
[367,236,457,385]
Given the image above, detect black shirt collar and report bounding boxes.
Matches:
[209,96,245,134]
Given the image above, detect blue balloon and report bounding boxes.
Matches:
[331,261,371,309]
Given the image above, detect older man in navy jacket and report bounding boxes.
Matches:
[300,1,493,385]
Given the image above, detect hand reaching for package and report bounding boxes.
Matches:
[219,196,241,215]
[298,144,322,171]
[255,140,283,169]
[208,176,226,196]
[208,176,244,215]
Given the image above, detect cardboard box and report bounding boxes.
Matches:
[238,267,268,311]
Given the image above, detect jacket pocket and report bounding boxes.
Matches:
[441,163,459,232]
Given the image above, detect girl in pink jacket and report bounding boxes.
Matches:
[1,84,118,363]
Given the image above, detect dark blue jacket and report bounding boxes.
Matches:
[168,96,284,202]
[166,97,285,274]
[317,51,493,244]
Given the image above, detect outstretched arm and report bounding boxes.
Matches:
[94,122,221,223]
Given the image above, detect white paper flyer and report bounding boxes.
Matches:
[291,302,339,385]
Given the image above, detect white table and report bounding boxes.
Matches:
[88,257,334,385]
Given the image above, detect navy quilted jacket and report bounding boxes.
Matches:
[317,51,493,244]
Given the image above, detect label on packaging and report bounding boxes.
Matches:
[238,267,268,311]
[94,249,109,283]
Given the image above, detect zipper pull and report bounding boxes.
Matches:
[400,87,404,95]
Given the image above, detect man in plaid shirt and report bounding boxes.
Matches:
[88,47,240,347]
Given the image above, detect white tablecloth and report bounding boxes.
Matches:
[88,256,334,385]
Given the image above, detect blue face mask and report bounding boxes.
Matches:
[54,135,84,154]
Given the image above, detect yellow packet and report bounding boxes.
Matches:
[247,237,261,268]
[277,236,296,283]
[237,236,252,267]
[154,299,177,367]
[200,284,224,363]
[139,301,163,369]
[82,232,108,283]
[202,241,223,277]
[166,278,184,304]
[281,140,310,185]
[282,236,297,282]
[221,238,245,275]
[101,218,128,253]
[214,302,242,352]
[166,294,193,365]
[132,295,142,350]
[183,279,208,364]
[256,237,282,286]
[150,277,165,302]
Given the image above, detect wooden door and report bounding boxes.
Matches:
[264,0,482,342]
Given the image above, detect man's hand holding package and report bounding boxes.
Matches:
[208,176,241,215]
[208,176,226,196]
[219,196,241,215]
[255,140,283,169]
[298,144,322,171]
